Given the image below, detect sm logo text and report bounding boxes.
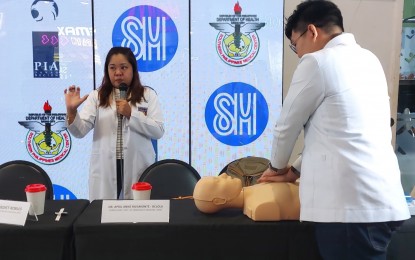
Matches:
[205,82,269,146]
[112,5,178,72]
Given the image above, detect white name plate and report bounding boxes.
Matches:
[0,200,30,226]
[101,200,170,223]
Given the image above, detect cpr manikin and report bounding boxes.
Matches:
[193,174,300,221]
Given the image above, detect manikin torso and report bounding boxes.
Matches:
[193,175,300,221]
[242,182,300,221]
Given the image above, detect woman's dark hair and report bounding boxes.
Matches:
[98,47,146,107]
[285,0,344,40]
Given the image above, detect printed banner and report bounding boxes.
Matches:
[93,0,190,163]
[0,0,283,199]
[190,0,284,176]
[0,0,93,199]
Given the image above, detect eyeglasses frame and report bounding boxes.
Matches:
[289,29,308,54]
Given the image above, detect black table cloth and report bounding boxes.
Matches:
[0,199,89,260]
[0,198,412,259]
[74,199,322,260]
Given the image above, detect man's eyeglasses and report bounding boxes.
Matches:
[289,29,307,54]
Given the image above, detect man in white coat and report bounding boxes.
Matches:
[258,1,410,259]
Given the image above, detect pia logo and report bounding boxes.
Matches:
[205,82,268,146]
[112,5,179,72]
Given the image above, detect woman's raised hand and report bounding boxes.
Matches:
[64,85,88,112]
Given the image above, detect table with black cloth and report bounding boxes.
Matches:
[0,199,89,260]
[73,199,322,260]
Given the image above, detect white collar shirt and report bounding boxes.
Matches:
[271,33,410,222]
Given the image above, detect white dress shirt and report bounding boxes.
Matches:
[271,33,410,222]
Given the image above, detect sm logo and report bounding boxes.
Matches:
[205,82,269,146]
[112,5,178,72]
[53,184,77,200]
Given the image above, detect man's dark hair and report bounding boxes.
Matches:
[285,0,344,39]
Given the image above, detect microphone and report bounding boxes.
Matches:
[119,83,128,100]
[117,83,128,120]
[117,83,128,199]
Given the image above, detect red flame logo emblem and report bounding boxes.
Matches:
[43,100,52,113]
[234,2,242,14]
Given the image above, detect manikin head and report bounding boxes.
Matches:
[193,174,243,213]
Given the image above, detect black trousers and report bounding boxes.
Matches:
[314,221,404,260]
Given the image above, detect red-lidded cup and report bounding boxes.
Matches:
[131,182,152,200]
[25,184,47,215]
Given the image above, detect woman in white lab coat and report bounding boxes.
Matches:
[64,47,164,200]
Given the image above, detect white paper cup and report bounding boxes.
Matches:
[131,182,152,200]
[25,184,47,216]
